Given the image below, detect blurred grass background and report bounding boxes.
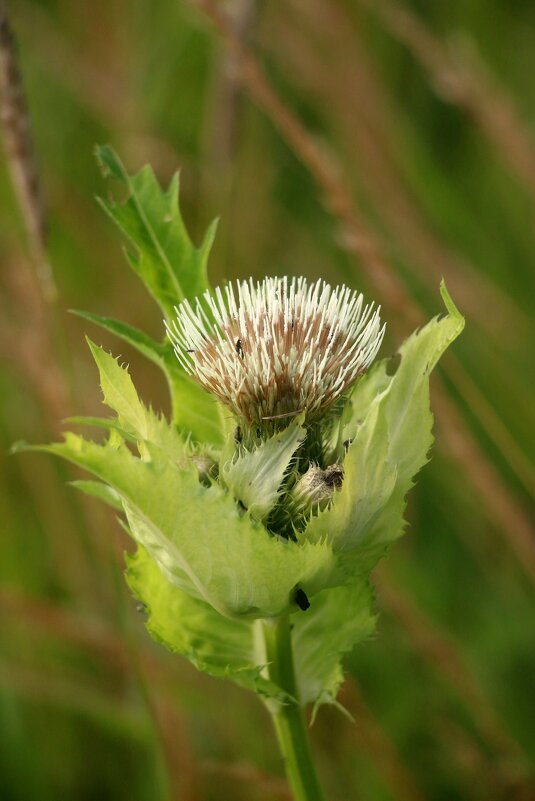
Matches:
[1,1,535,799]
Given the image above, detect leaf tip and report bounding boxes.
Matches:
[439,279,463,323]
[85,335,101,358]
[10,439,30,455]
[95,144,123,181]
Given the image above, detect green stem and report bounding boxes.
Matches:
[262,613,326,801]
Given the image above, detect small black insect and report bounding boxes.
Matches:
[234,425,243,444]
[294,587,310,611]
[235,338,244,358]
[186,349,195,353]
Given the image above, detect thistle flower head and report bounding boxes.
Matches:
[166,276,385,428]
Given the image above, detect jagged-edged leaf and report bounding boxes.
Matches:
[75,313,225,446]
[96,145,217,319]
[93,146,226,445]
[25,433,335,619]
[292,577,376,707]
[88,339,147,433]
[126,546,287,701]
[87,340,188,461]
[221,419,305,521]
[304,283,465,572]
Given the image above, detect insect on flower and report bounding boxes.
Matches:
[165,276,385,429]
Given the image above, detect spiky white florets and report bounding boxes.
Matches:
[165,276,385,427]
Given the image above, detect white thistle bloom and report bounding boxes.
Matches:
[165,276,385,427]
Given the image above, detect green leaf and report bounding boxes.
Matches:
[292,577,376,708]
[33,433,335,619]
[167,369,226,446]
[71,310,168,368]
[87,339,150,433]
[93,146,226,445]
[69,480,123,511]
[292,286,464,710]
[126,546,287,701]
[66,416,137,443]
[221,419,305,521]
[74,311,225,447]
[96,145,217,320]
[87,339,188,461]
[304,283,465,572]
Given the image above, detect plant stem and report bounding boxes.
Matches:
[262,613,326,801]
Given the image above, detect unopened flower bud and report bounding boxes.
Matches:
[190,453,217,485]
[289,463,344,520]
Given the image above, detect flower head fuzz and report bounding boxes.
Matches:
[166,277,385,427]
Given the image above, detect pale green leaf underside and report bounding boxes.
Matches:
[126,546,287,701]
[292,285,464,708]
[167,369,226,446]
[222,419,305,520]
[304,283,465,573]
[292,577,376,707]
[85,339,223,458]
[60,345,334,617]
[31,433,334,619]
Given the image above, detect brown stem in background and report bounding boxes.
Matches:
[268,0,535,499]
[189,0,535,582]
[202,0,258,192]
[0,0,530,792]
[372,0,535,202]
[0,0,55,300]
[192,0,416,324]
[0,2,73,425]
[188,3,535,790]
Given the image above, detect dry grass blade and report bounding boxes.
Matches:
[192,0,418,326]
[373,0,535,201]
[190,0,535,580]
[0,256,70,423]
[0,1,55,301]
[267,0,535,499]
[202,0,258,181]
